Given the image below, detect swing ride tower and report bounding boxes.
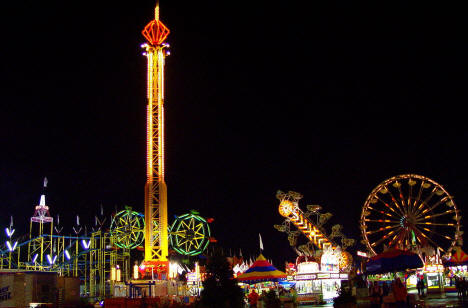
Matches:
[141,1,170,265]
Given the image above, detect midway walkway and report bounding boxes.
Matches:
[303,292,465,307]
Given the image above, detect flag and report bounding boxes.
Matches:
[259,233,264,251]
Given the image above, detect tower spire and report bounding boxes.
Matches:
[155,0,160,21]
[141,0,170,269]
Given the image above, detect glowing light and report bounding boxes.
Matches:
[133,264,139,279]
[142,19,170,46]
[143,20,169,262]
[47,254,57,265]
[111,266,116,281]
[278,200,294,217]
[6,241,17,252]
[32,254,38,263]
[5,227,14,238]
[81,239,91,249]
[65,250,71,260]
[357,251,368,257]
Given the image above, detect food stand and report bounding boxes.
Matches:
[294,249,349,304]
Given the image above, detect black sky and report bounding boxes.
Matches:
[1,1,467,266]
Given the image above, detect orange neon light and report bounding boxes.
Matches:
[142,20,170,46]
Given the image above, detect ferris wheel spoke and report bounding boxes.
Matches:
[395,182,410,213]
[416,221,457,227]
[363,219,400,224]
[365,224,400,235]
[416,196,450,217]
[416,226,456,242]
[366,206,399,219]
[383,185,406,216]
[387,230,405,248]
[370,229,399,248]
[410,180,426,213]
[371,195,402,217]
[412,227,445,252]
[407,180,415,213]
[416,209,455,221]
[414,187,437,214]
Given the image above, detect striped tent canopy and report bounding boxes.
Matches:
[444,247,468,267]
[236,254,287,284]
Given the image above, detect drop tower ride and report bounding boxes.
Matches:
[141,1,170,265]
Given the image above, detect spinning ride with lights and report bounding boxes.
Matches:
[170,211,211,256]
[110,208,145,249]
[360,174,463,257]
[275,190,355,271]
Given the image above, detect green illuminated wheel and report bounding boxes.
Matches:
[170,210,211,256]
[110,208,145,249]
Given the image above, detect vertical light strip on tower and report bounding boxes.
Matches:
[141,2,170,263]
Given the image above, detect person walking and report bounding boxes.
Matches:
[417,278,425,297]
[462,277,468,298]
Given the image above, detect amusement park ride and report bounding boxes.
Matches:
[0,1,214,300]
[275,174,464,276]
[360,174,463,259]
[274,190,355,271]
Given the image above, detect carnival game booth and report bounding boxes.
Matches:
[294,249,349,304]
[443,247,468,293]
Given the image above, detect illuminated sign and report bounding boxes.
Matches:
[331,273,340,279]
[297,262,320,274]
[317,273,330,279]
[296,274,317,280]
[357,251,368,258]
[424,265,444,273]
[339,274,348,279]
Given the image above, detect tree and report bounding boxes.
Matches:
[199,249,244,308]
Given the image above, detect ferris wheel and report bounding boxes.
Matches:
[360,174,463,257]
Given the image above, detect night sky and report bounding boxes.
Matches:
[1,1,467,266]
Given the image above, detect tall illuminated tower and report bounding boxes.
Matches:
[141,1,170,264]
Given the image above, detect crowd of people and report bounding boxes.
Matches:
[246,287,297,308]
[369,277,409,308]
[455,276,468,298]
